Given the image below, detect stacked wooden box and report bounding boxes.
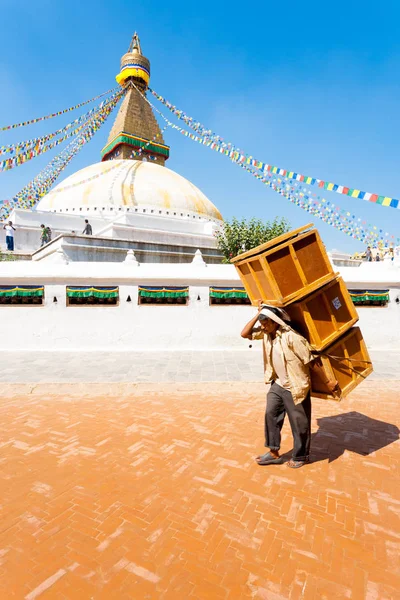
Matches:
[231,223,373,400]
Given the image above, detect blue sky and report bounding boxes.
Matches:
[1,0,400,252]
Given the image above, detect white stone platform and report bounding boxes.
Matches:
[0,350,395,383]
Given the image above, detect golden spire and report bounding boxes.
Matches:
[101,34,170,166]
[116,32,150,89]
[128,32,142,54]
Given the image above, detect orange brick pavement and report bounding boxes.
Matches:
[0,380,399,599]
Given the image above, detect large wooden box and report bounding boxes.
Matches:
[311,327,373,401]
[231,224,335,306]
[286,276,359,351]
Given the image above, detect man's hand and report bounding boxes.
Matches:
[326,379,340,394]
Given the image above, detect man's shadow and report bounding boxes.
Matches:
[283,412,399,464]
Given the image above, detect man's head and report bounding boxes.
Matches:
[85,219,89,224]
[258,314,280,334]
[258,305,291,334]
[40,224,45,229]
[8,221,12,226]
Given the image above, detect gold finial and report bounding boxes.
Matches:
[128,32,142,55]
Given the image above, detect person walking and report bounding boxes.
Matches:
[40,224,52,247]
[82,219,92,235]
[241,304,339,468]
[365,246,372,262]
[3,221,16,251]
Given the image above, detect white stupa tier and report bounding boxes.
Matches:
[36,161,223,223]
[5,161,224,263]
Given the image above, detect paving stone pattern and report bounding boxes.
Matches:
[0,349,395,383]
[0,380,399,599]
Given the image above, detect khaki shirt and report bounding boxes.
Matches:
[252,326,314,404]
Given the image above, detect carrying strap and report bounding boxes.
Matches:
[317,353,372,380]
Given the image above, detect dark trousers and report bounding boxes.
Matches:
[265,382,311,461]
[6,236,14,251]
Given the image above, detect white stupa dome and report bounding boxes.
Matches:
[36,160,223,221]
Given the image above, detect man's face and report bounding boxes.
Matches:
[259,317,279,334]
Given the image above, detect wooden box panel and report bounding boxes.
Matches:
[231,224,335,306]
[311,327,373,401]
[287,276,359,351]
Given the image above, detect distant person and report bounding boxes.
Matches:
[376,253,380,262]
[40,224,52,247]
[82,219,92,235]
[365,246,372,262]
[3,221,15,251]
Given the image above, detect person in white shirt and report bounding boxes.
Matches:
[3,221,15,251]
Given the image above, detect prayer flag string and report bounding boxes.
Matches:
[0,94,120,172]
[150,88,400,211]
[133,86,397,245]
[0,87,119,131]
[0,89,125,220]
[0,98,114,158]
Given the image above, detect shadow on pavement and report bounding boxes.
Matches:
[310,411,400,464]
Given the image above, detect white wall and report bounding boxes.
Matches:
[2,285,253,351]
[0,283,398,352]
[0,260,398,351]
[350,289,400,350]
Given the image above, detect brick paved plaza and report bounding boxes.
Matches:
[0,378,399,599]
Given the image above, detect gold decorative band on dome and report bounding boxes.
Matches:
[101,132,170,160]
[116,65,150,86]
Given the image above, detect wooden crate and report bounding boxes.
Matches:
[311,327,373,401]
[286,276,359,351]
[231,224,335,306]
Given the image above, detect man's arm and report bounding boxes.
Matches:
[241,303,263,339]
[309,357,340,394]
[289,333,340,394]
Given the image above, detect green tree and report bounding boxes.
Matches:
[215,216,290,263]
[0,251,16,262]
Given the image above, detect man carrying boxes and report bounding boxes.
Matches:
[241,304,339,469]
[233,223,373,468]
